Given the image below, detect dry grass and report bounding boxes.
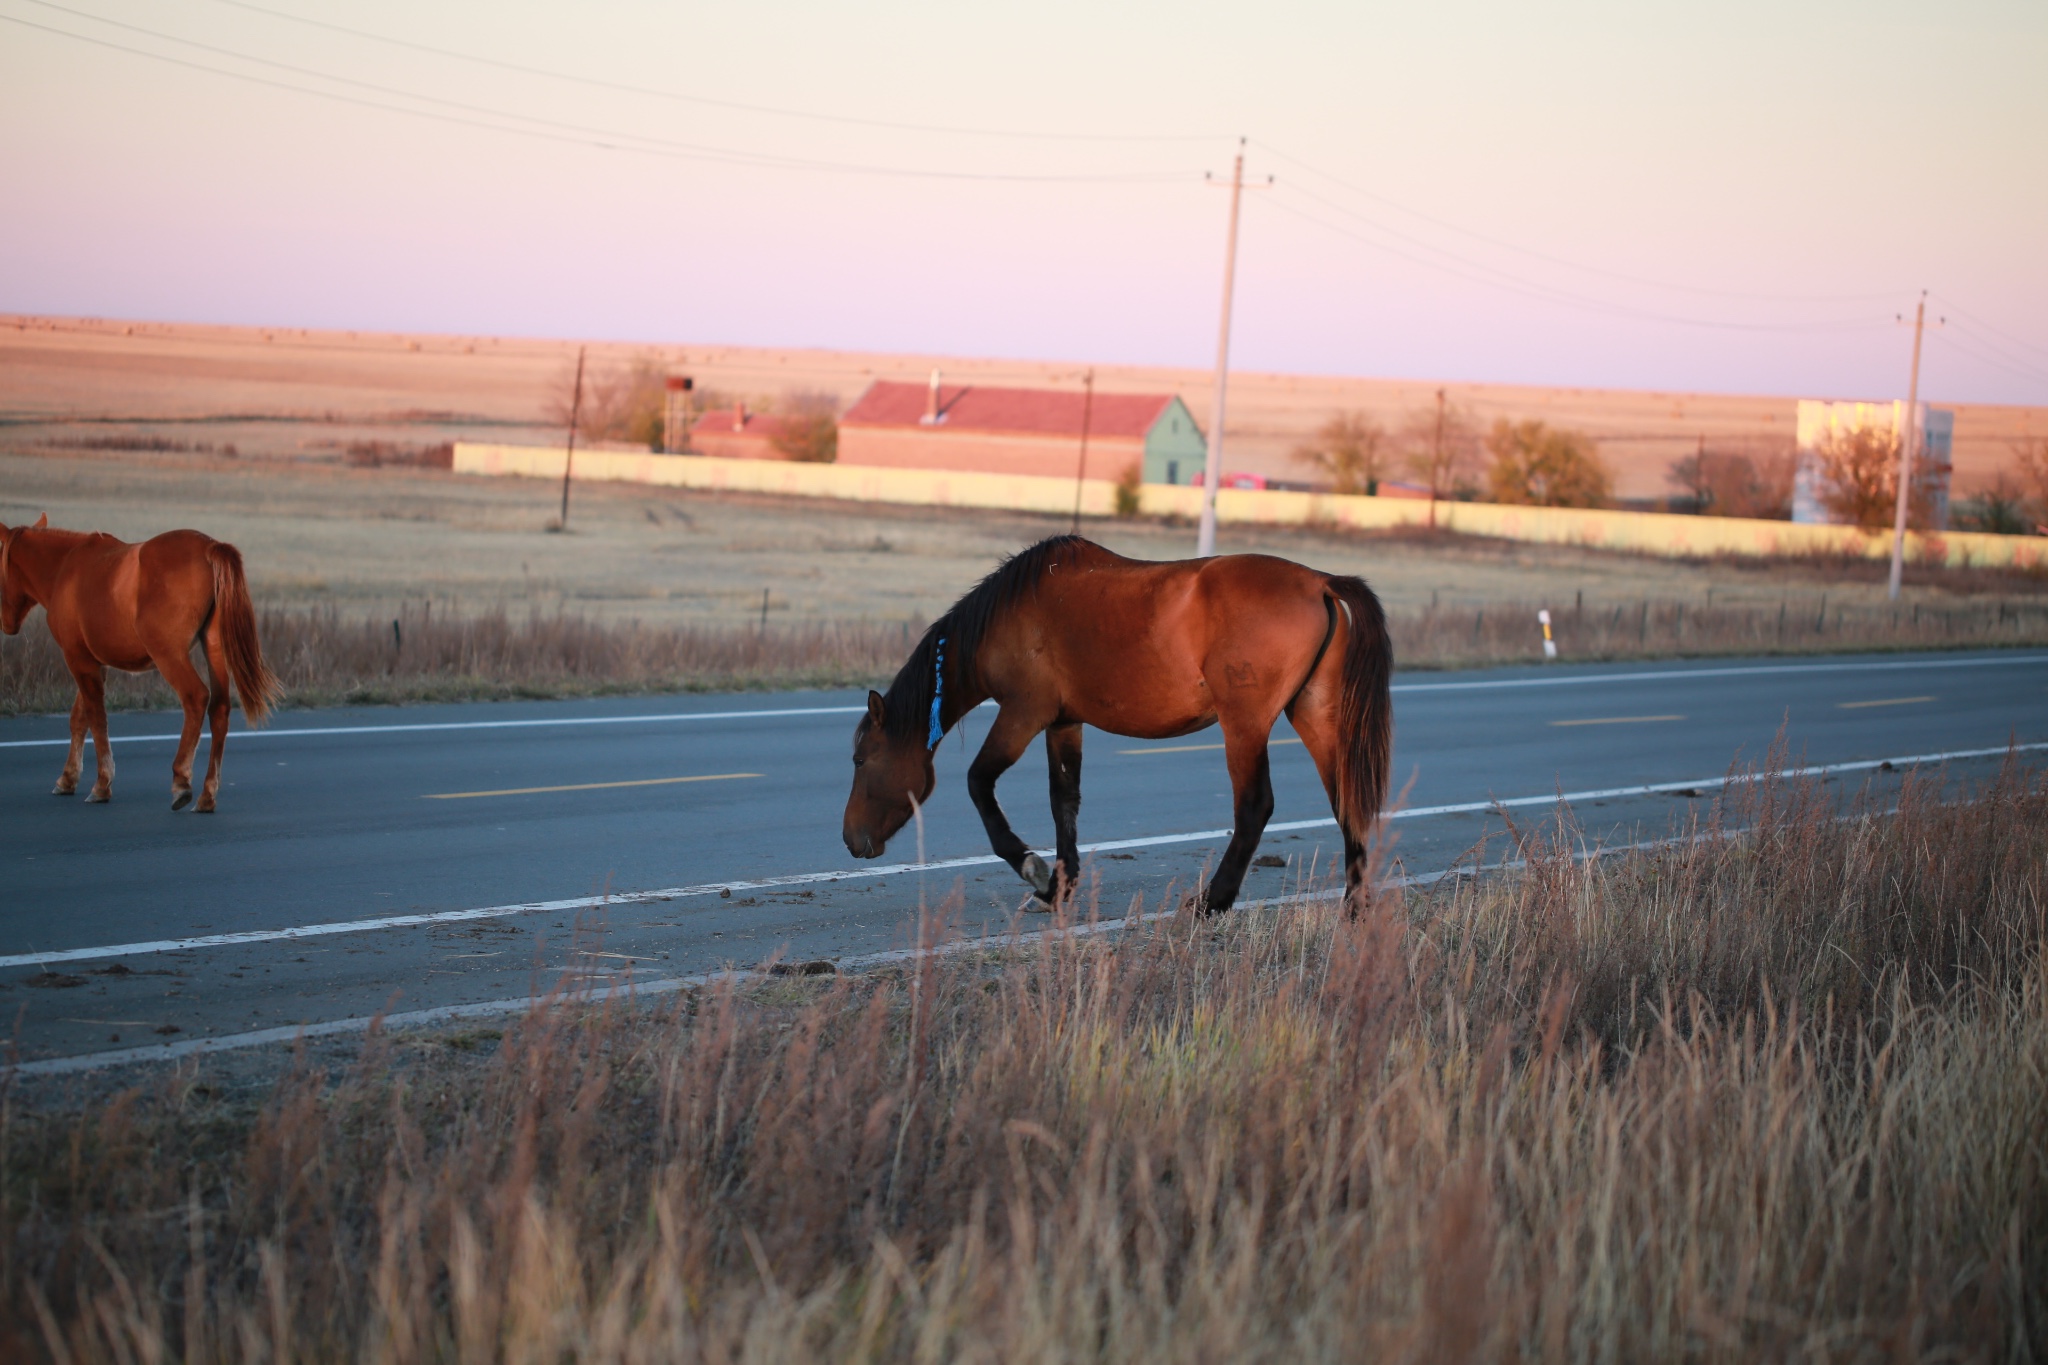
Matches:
[4,757,2044,1361]
[4,596,2045,717]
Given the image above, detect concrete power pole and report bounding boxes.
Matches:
[559,345,586,530]
[1196,140,1247,558]
[1887,294,1926,601]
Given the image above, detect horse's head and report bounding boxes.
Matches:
[0,513,45,635]
[843,689,936,859]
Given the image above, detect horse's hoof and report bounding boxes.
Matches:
[195,795,217,814]
[171,789,193,811]
[86,789,111,804]
[1020,852,1054,900]
[53,784,75,797]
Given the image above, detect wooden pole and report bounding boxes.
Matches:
[1070,368,1094,537]
[560,345,586,529]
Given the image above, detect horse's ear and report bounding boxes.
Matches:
[866,690,886,726]
[31,513,46,529]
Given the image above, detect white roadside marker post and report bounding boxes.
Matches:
[1538,609,1558,660]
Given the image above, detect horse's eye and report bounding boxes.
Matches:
[853,755,866,768]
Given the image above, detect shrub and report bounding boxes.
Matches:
[1485,419,1611,508]
[1113,461,1142,517]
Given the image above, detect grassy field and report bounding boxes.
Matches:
[6,757,2043,1361]
[3,446,2045,714]
[8,313,2046,498]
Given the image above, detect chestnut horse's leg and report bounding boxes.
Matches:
[55,689,87,796]
[1200,730,1276,915]
[1044,722,1084,903]
[967,705,1057,901]
[195,624,233,813]
[1285,697,1369,912]
[155,639,211,811]
[73,662,115,802]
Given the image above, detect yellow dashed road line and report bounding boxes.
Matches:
[1118,738,1304,755]
[423,773,761,800]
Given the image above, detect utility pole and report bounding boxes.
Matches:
[1070,367,1094,537]
[1196,139,1247,558]
[559,345,586,530]
[1428,387,1446,529]
[1887,294,1926,600]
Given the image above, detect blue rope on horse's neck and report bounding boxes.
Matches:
[928,635,946,750]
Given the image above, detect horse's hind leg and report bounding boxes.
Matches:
[1199,731,1275,915]
[155,637,212,811]
[968,705,1056,902]
[195,623,233,812]
[1044,722,1083,904]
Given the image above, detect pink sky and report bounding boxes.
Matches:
[2,0,2044,405]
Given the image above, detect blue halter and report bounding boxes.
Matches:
[927,635,946,750]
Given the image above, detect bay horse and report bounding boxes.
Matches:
[0,515,281,811]
[842,536,1392,914]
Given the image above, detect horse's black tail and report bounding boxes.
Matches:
[1324,576,1392,844]
[207,541,282,726]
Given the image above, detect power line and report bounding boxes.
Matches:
[1253,139,1905,306]
[1930,329,2048,392]
[2,4,1201,183]
[1937,320,2048,386]
[202,0,1221,144]
[1929,295,2048,361]
[1258,190,1897,333]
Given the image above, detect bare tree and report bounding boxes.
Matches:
[1666,440,1796,520]
[1398,391,1480,521]
[2013,438,2048,532]
[542,354,668,449]
[1291,412,1389,495]
[1812,425,1937,530]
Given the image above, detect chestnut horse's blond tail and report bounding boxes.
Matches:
[1324,576,1392,841]
[206,541,281,726]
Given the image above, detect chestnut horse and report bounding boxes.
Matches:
[0,515,281,811]
[843,536,1392,914]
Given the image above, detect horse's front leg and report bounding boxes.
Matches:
[1200,731,1276,915]
[968,708,1054,901]
[1044,722,1084,904]
[54,689,87,795]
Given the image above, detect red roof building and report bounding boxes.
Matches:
[688,405,793,461]
[838,377,1208,483]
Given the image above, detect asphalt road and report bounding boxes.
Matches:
[4,648,2044,1070]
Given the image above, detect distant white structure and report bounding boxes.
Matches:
[1792,399,1953,529]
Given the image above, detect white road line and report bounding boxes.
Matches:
[0,828,1816,1078]
[0,704,869,749]
[1388,652,2046,693]
[3,653,2040,751]
[4,740,2039,972]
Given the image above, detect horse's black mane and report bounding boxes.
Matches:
[876,535,1089,742]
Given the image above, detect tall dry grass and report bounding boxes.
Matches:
[0,605,923,715]
[5,758,2044,1361]
[3,595,2044,716]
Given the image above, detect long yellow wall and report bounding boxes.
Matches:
[452,443,2045,570]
